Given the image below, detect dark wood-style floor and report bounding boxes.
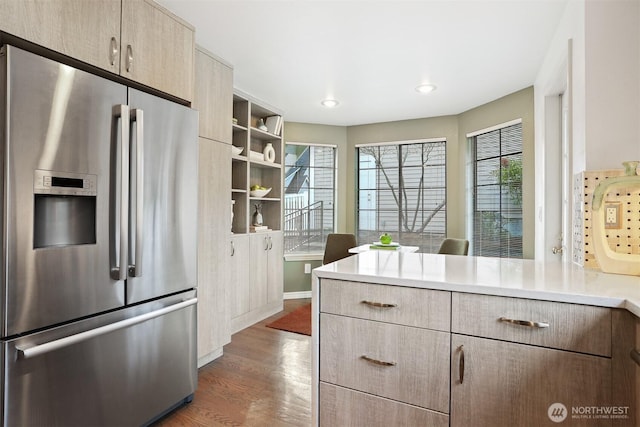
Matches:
[154,299,312,427]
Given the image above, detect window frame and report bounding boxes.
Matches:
[283,141,338,260]
[355,138,447,253]
[467,119,523,258]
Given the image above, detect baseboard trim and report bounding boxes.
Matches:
[230,301,282,334]
[197,347,223,368]
[284,291,312,300]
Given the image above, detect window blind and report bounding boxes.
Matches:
[471,122,523,258]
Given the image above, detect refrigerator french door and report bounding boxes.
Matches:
[0,45,198,425]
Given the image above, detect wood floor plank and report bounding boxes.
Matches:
[153,299,312,427]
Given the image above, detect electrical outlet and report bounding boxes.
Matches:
[604,202,621,229]
[304,263,311,274]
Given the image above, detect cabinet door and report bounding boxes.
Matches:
[194,47,233,143]
[0,0,120,73]
[636,317,640,424]
[267,231,283,304]
[249,233,270,310]
[637,317,640,424]
[451,334,612,427]
[229,235,250,319]
[120,0,195,101]
[197,138,231,361]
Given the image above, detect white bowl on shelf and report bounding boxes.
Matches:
[231,145,244,156]
[250,188,272,198]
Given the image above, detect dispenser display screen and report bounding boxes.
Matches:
[52,177,84,188]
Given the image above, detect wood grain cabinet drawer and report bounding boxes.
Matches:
[319,313,450,413]
[451,293,611,356]
[319,383,449,427]
[320,279,450,332]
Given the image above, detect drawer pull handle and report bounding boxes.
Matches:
[498,317,549,328]
[361,300,397,309]
[361,355,396,367]
[631,349,640,367]
[459,345,465,384]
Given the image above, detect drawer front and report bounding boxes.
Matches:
[320,279,451,331]
[320,383,449,427]
[452,293,611,356]
[320,313,450,412]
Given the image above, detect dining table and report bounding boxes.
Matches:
[348,244,420,254]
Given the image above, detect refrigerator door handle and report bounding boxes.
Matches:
[111,104,130,281]
[129,108,144,277]
[16,298,197,360]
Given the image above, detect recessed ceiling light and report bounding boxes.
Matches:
[321,99,339,108]
[416,84,437,94]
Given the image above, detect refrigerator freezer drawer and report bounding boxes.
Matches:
[2,292,197,426]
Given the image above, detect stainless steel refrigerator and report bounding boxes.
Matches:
[0,45,198,426]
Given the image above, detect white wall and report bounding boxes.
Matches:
[534,0,640,261]
[584,0,640,169]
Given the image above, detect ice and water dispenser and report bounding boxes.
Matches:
[33,169,97,248]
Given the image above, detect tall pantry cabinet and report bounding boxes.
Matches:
[193,46,234,366]
[230,92,284,333]
[194,50,285,363]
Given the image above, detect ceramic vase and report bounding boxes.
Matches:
[252,204,263,226]
[263,143,276,163]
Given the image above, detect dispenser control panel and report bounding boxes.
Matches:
[34,170,97,196]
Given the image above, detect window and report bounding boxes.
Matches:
[356,140,446,252]
[470,122,523,258]
[283,143,336,254]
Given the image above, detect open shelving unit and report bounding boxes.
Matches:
[231,91,283,234]
[230,91,285,334]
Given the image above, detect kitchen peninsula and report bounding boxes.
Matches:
[312,251,640,426]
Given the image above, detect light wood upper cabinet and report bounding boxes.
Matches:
[194,47,233,143]
[0,0,121,73]
[0,0,195,102]
[121,0,194,102]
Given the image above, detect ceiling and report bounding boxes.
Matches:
[158,0,568,126]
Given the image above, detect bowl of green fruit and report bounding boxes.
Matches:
[250,185,271,198]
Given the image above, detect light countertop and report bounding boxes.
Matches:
[313,251,640,317]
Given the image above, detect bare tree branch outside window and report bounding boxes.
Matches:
[357,141,446,252]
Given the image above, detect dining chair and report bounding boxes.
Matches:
[323,233,357,264]
[438,238,469,256]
